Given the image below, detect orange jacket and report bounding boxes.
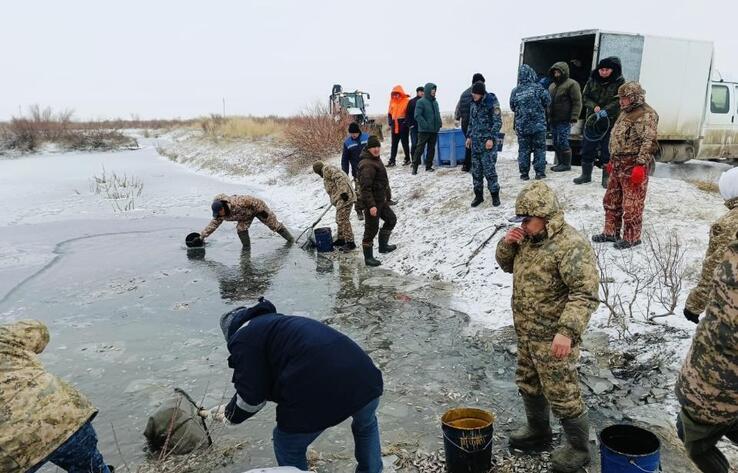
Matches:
[388,85,410,134]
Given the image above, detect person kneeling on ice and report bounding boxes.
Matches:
[496,181,599,472]
[203,298,384,473]
[0,321,114,473]
[312,161,357,251]
[201,194,294,249]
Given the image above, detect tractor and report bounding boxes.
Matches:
[329,84,383,140]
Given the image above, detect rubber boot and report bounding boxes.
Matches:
[412,163,418,175]
[551,150,572,172]
[277,227,294,243]
[470,190,484,208]
[592,233,619,243]
[238,230,251,250]
[551,411,591,473]
[509,394,553,451]
[491,191,501,207]
[378,231,397,253]
[573,163,593,184]
[363,245,381,267]
[333,238,346,247]
[339,241,357,252]
[601,168,610,188]
[690,448,730,473]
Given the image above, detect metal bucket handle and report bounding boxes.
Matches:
[629,459,662,473]
[442,431,494,454]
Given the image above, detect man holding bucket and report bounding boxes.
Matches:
[496,181,599,472]
[675,236,738,473]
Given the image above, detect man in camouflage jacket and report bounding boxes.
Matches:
[496,181,599,472]
[675,237,738,473]
[202,193,293,249]
[467,81,503,207]
[592,82,658,249]
[313,161,357,251]
[685,167,738,324]
[0,320,111,473]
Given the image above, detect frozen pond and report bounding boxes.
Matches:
[0,146,700,472]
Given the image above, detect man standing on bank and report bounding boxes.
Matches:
[411,82,442,175]
[359,135,397,266]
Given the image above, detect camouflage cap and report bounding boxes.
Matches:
[616,81,646,102]
[512,181,562,220]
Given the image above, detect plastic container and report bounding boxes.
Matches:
[436,128,467,166]
[441,407,495,473]
[185,232,204,248]
[600,424,661,473]
[313,227,334,252]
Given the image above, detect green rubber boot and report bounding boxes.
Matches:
[509,394,553,451]
[551,410,591,472]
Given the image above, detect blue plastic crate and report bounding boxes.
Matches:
[436,128,466,166]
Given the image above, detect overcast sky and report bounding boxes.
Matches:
[3,0,737,120]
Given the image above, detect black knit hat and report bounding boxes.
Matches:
[416,86,424,92]
[597,57,618,70]
[366,135,381,149]
[348,122,361,134]
[472,73,485,84]
[471,81,486,95]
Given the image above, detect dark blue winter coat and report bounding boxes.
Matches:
[341,132,369,178]
[468,92,502,148]
[509,64,551,136]
[223,300,383,433]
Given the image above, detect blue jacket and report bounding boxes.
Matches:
[223,300,383,433]
[341,133,369,178]
[509,64,551,136]
[468,92,502,147]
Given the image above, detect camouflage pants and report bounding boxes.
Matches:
[516,339,585,419]
[335,203,354,243]
[354,178,364,213]
[27,422,110,473]
[677,408,738,472]
[471,147,499,193]
[603,161,648,242]
[517,131,546,176]
[236,203,284,234]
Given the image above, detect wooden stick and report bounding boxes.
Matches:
[453,224,509,275]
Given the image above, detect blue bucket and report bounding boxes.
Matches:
[313,227,334,252]
[600,424,661,473]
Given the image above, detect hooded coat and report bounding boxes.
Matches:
[0,321,97,473]
[221,300,383,433]
[495,182,600,343]
[582,56,626,123]
[509,64,551,136]
[414,82,442,134]
[387,85,410,134]
[547,62,583,124]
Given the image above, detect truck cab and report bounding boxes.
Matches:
[705,78,738,158]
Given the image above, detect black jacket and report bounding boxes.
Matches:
[455,86,474,129]
[224,300,383,433]
[406,96,421,128]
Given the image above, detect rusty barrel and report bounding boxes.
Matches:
[441,407,495,473]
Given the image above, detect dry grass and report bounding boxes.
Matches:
[689,179,720,194]
[282,103,354,174]
[199,115,286,140]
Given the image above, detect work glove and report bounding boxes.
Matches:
[199,405,230,424]
[605,162,613,175]
[683,308,700,324]
[596,109,608,119]
[630,165,647,186]
[340,192,348,202]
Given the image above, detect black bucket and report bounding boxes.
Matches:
[441,408,495,473]
[185,232,204,248]
[600,424,661,473]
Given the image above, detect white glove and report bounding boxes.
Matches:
[200,405,229,424]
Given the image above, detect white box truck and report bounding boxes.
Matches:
[519,30,738,162]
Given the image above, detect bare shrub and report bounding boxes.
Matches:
[645,229,687,319]
[688,179,719,194]
[282,103,353,174]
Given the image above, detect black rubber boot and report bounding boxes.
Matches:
[509,394,553,451]
[614,239,642,250]
[601,168,610,188]
[551,149,572,172]
[339,241,357,252]
[238,230,251,250]
[461,160,470,172]
[333,238,346,247]
[552,411,591,472]
[277,227,294,243]
[491,191,501,207]
[690,448,730,473]
[535,172,546,180]
[378,231,397,253]
[412,164,418,175]
[520,174,530,181]
[573,163,593,184]
[592,233,619,243]
[363,245,381,266]
[470,190,484,208]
